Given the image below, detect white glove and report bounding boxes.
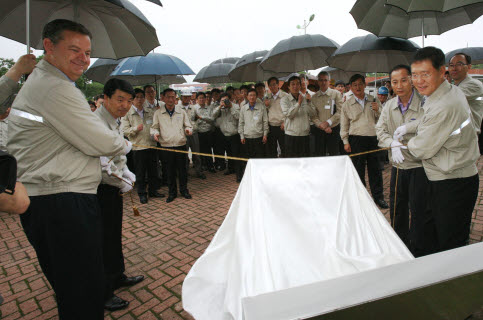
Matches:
[393,125,407,141]
[120,181,133,193]
[391,140,407,164]
[100,156,112,175]
[123,140,132,155]
[123,167,136,183]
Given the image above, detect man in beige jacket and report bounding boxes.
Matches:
[340,74,388,209]
[151,88,193,203]
[7,20,129,319]
[121,88,163,204]
[405,47,479,253]
[310,71,343,156]
[375,64,431,257]
[264,77,289,158]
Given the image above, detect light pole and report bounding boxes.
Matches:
[297,14,315,34]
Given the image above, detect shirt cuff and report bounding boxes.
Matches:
[327,119,333,126]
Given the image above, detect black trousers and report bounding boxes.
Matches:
[97,184,125,300]
[133,149,158,196]
[309,124,317,156]
[213,127,227,169]
[20,193,105,320]
[267,125,285,158]
[157,143,168,186]
[429,174,479,253]
[226,134,243,180]
[349,135,384,200]
[198,131,214,170]
[285,134,310,158]
[314,125,340,156]
[241,137,264,176]
[389,166,433,257]
[163,145,189,196]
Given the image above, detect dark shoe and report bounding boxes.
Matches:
[197,173,206,180]
[149,191,165,198]
[224,170,234,175]
[166,195,177,203]
[117,275,144,289]
[208,167,216,173]
[104,295,129,311]
[139,194,148,204]
[181,191,192,199]
[375,198,389,209]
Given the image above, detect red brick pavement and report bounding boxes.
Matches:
[1,158,482,319]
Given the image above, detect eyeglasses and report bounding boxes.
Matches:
[410,72,432,80]
[448,62,468,69]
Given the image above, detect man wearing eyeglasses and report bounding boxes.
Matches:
[402,47,479,254]
[449,53,483,134]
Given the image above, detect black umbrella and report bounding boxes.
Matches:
[386,0,483,12]
[260,34,339,73]
[319,67,358,83]
[228,50,288,82]
[85,58,120,84]
[209,57,240,65]
[445,47,483,64]
[194,63,236,83]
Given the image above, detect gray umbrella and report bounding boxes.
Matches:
[319,67,358,83]
[228,50,289,82]
[194,63,236,83]
[350,0,483,45]
[445,47,483,64]
[326,34,420,73]
[0,0,160,59]
[209,57,240,65]
[260,34,339,73]
[85,58,120,84]
[386,0,483,12]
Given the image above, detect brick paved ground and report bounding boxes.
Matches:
[1,158,482,319]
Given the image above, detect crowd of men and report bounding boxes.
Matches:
[0,18,482,319]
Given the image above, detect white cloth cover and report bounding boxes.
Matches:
[182,156,414,320]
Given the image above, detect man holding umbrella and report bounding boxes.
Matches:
[340,74,388,209]
[8,20,130,319]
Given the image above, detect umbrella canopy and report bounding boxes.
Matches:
[209,57,240,65]
[193,63,235,83]
[350,0,483,40]
[110,74,186,86]
[319,66,358,83]
[0,0,160,59]
[445,47,483,64]
[326,34,420,73]
[386,0,483,12]
[228,50,288,82]
[109,53,194,85]
[278,73,317,82]
[145,0,163,6]
[260,34,339,73]
[84,58,120,84]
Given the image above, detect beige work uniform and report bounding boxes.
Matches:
[95,105,127,189]
[238,102,269,140]
[0,75,17,114]
[340,95,382,145]
[195,103,216,133]
[376,91,424,169]
[456,74,483,134]
[7,59,125,196]
[213,104,240,137]
[408,80,479,181]
[121,106,156,150]
[150,105,193,147]
[281,94,316,136]
[266,90,289,126]
[310,88,343,128]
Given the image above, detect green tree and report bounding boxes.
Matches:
[0,58,15,78]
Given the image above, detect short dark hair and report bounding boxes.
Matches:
[42,19,92,49]
[317,71,329,78]
[226,86,235,92]
[134,88,145,97]
[211,88,221,94]
[220,92,229,99]
[412,46,445,70]
[88,100,95,107]
[349,74,365,85]
[205,90,211,95]
[247,88,257,96]
[267,77,279,85]
[390,64,411,79]
[335,80,345,87]
[287,75,301,86]
[163,88,175,96]
[103,78,134,98]
[451,52,472,65]
[95,94,103,102]
[196,92,206,98]
[143,84,155,91]
[255,82,265,89]
[239,85,250,91]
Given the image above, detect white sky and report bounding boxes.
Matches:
[1,0,483,83]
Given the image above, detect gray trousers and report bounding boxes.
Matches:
[186,132,202,174]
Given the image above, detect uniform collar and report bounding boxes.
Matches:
[96,105,118,130]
